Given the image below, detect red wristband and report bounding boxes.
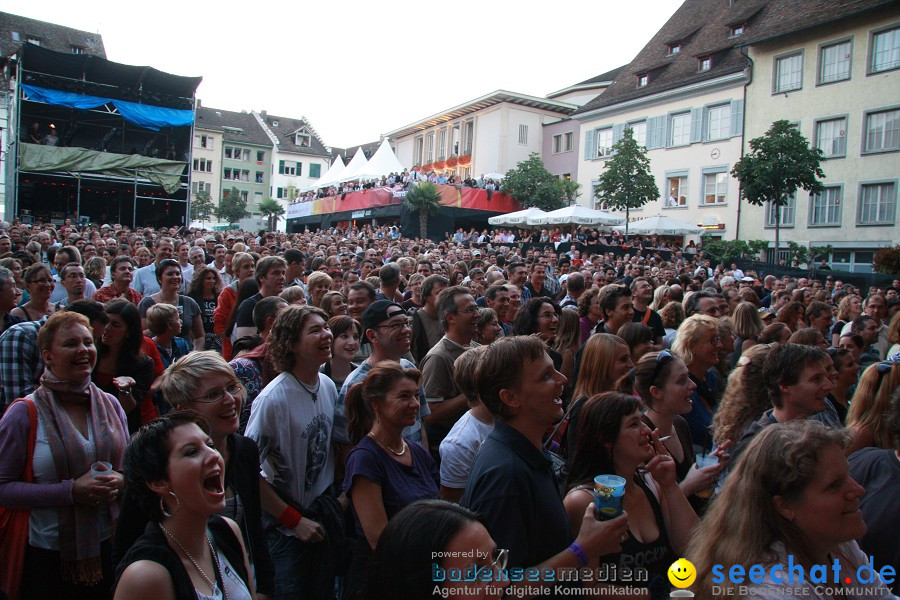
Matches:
[277,506,302,528]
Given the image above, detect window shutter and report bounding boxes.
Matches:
[613,124,625,144]
[647,116,665,149]
[690,108,703,143]
[276,188,283,199]
[297,162,302,176]
[278,160,285,175]
[730,99,744,137]
[584,129,596,160]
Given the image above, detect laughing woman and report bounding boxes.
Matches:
[0,311,128,599]
[114,411,255,600]
[113,351,274,599]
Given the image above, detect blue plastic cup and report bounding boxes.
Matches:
[593,474,626,520]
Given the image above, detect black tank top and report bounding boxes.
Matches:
[600,473,674,579]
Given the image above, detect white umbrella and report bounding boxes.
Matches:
[529,205,623,226]
[488,207,547,226]
[482,172,506,180]
[613,214,702,236]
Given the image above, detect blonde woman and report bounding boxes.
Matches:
[672,315,723,454]
[306,271,332,308]
[553,308,582,387]
[846,361,899,454]
[832,294,862,347]
[731,301,764,362]
[712,343,777,449]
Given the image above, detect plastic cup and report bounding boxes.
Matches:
[593,474,626,520]
[693,454,718,498]
[90,461,113,478]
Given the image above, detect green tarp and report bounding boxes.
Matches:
[19,143,185,194]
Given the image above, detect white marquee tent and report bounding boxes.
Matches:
[528,205,623,226]
[613,214,702,236]
[332,148,369,184]
[340,139,404,182]
[488,207,547,226]
[309,155,346,190]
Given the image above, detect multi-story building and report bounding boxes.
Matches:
[737,0,899,271]
[572,0,753,242]
[253,110,332,207]
[1,11,106,218]
[386,91,576,180]
[195,107,272,230]
[542,66,625,188]
[191,104,223,223]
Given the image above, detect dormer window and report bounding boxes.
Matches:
[71,46,84,54]
[272,120,279,127]
[26,36,40,46]
[699,56,712,71]
[11,32,20,42]
[730,24,745,37]
[668,43,681,55]
[295,133,311,147]
[637,74,649,87]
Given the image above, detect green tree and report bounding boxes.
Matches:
[258,197,285,231]
[405,181,442,240]
[190,190,215,224]
[731,120,825,263]
[594,128,659,240]
[215,187,250,226]
[500,153,569,211]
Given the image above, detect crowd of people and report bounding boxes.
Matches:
[0,217,898,600]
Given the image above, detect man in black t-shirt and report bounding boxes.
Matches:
[630,277,665,347]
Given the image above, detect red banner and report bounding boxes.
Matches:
[294,184,521,216]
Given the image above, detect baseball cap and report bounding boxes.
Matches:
[741,276,755,283]
[361,300,405,332]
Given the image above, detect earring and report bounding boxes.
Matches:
[160,491,179,518]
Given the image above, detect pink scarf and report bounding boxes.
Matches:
[32,369,128,585]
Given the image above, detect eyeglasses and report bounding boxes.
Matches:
[64,273,86,280]
[473,548,509,577]
[194,382,243,404]
[875,361,896,374]
[377,318,412,331]
[29,278,53,285]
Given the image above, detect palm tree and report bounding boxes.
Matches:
[258,197,286,231]
[405,182,442,240]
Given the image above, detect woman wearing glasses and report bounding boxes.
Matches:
[113,351,274,599]
[137,258,204,351]
[672,315,724,455]
[846,360,899,454]
[343,361,439,596]
[11,263,56,321]
[362,500,509,600]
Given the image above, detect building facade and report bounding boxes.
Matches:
[253,110,331,215]
[738,1,900,272]
[386,91,575,180]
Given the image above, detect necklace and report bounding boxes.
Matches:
[368,432,407,456]
[159,523,225,599]
[296,375,320,402]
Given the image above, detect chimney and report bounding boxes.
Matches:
[261,110,267,120]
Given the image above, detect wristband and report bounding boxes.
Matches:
[277,505,302,529]
[568,542,588,567]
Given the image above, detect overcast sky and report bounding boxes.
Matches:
[15,0,683,148]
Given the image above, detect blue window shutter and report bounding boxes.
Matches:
[701,107,710,142]
[613,124,625,144]
[690,108,703,143]
[731,99,744,137]
[646,116,664,149]
[584,129,596,160]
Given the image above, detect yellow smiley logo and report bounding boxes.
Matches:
[668,558,697,588]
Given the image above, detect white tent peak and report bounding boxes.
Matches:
[337,147,370,183]
[343,139,404,182]
[307,155,345,190]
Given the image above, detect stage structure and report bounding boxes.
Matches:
[7,43,202,227]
